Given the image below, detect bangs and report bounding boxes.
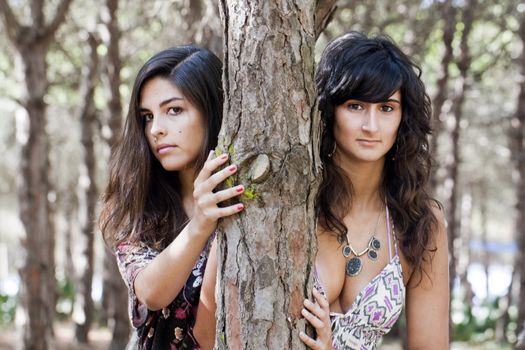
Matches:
[329,52,404,105]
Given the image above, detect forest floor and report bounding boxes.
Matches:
[0,324,512,350]
[0,324,405,349]
[0,323,111,350]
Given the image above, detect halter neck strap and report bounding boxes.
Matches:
[386,206,392,259]
[386,206,399,258]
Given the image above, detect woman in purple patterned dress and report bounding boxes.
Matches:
[99,45,244,350]
[300,32,450,349]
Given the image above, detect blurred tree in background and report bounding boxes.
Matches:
[0,0,523,349]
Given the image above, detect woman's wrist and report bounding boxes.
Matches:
[186,217,216,241]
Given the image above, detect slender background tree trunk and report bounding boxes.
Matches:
[430,0,456,191]
[18,41,55,350]
[74,32,99,344]
[446,0,474,325]
[0,1,73,348]
[513,10,525,350]
[100,0,131,347]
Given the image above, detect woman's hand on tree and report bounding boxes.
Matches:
[299,287,333,350]
[189,151,244,237]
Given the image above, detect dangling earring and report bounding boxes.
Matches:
[328,142,337,158]
[391,142,398,161]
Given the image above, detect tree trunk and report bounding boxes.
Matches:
[105,0,123,149]
[496,265,515,342]
[457,191,474,304]
[64,194,76,288]
[74,33,99,344]
[18,41,54,350]
[0,1,73,348]
[479,187,490,300]
[215,1,321,348]
[100,0,131,346]
[315,0,338,40]
[107,260,133,350]
[513,10,525,350]
[47,181,57,336]
[430,0,456,191]
[446,0,474,335]
[180,0,223,57]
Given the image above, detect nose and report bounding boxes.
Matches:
[361,108,378,133]
[149,115,166,138]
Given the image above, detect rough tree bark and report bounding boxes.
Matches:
[430,0,456,191]
[214,1,339,348]
[74,33,99,344]
[99,0,131,347]
[0,0,73,348]
[315,0,337,39]
[513,10,525,349]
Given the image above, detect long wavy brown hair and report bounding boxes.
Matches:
[99,45,223,250]
[315,32,440,280]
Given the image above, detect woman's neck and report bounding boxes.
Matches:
[335,155,384,213]
[178,168,196,218]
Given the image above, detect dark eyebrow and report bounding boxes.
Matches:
[159,96,184,107]
[385,98,401,104]
[139,96,184,113]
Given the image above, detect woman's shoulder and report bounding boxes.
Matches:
[115,240,161,269]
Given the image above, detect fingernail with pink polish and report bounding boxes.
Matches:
[236,186,244,193]
[229,165,237,172]
[237,204,244,211]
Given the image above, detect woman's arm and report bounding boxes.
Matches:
[193,239,218,349]
[134,153,244,311]
[405,206,450,349]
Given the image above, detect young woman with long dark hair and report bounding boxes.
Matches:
[99,45,244,350]
[299,32,449,349]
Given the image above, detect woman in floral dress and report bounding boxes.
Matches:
[99,45,244,349]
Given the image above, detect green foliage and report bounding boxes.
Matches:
[55,279,75,319]
[0,294,17,325]
[241,185,259,201]
[452,297,514,345]
[215,142,260,202]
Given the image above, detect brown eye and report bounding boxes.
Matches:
[380,105,394,112]
[348,103,363,111]
[167,107,183,115]
[143,113,154,122]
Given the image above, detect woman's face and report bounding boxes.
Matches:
[140,77,205,172]
[333,90,402,165]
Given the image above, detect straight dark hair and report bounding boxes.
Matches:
[315,32,439,280]
[100,45,223,249]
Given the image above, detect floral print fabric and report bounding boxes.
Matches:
[116,239,212,350]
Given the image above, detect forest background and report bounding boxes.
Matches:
[0,0,524,349]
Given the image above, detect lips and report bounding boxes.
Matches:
[357,139,380,145]
[156,143,177,155]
